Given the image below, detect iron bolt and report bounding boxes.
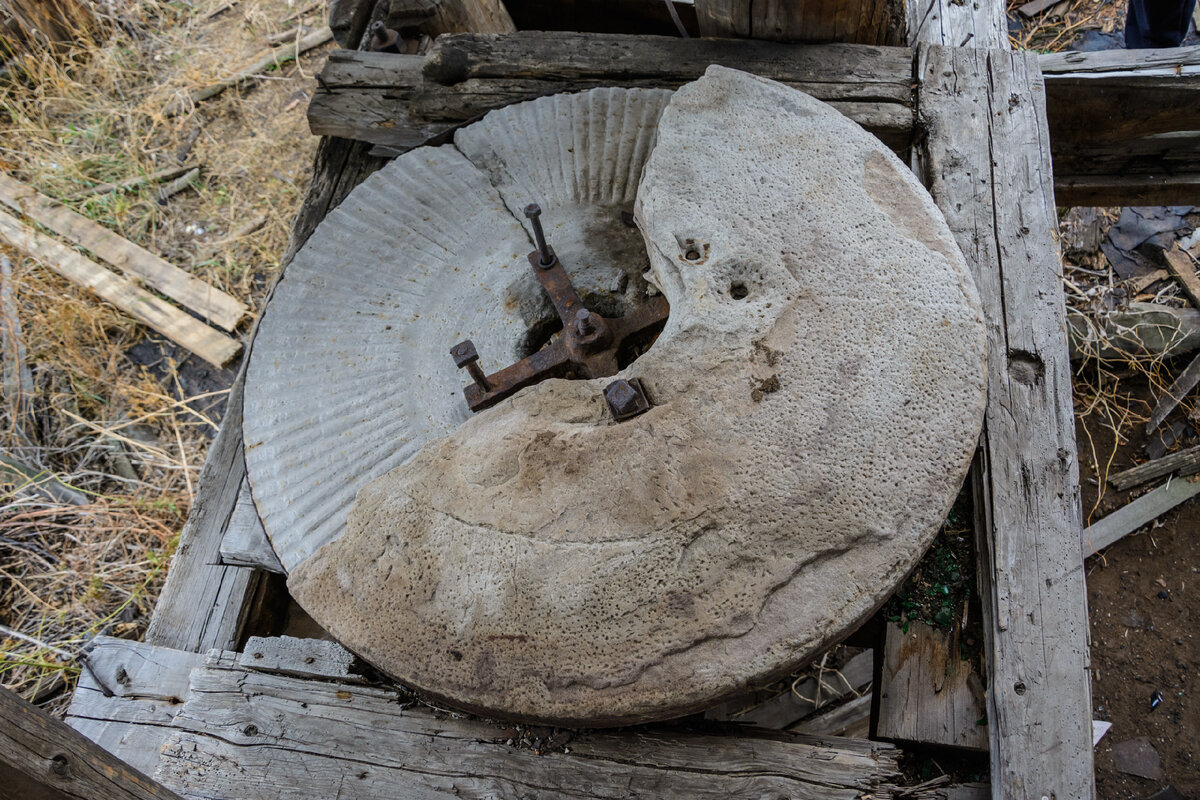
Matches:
[524,203,555,267]
[451,340,489,392]
[575,308,596,337]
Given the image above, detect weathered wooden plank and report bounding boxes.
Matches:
[154,661,903,800]
[693,0,905,46]
[793,693,871,738]
[0,172,248,331]
[1083,476,1200,556]
[65,639,203,777]
[875,621,987,751]
[1164,245,1200,311]
[218,477,284,573]
[237,636,361,682]
[916,44,1095,800]
[308,35,917,151]
[0,684,184,800]
[144,371,261,653]
[0,208,241,368]
[1109,443,1200,491]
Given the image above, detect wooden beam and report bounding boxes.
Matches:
[0,684,184,800]
[906,0,1007,49]
[0,208,241,368]
[693,0,906,46]
[308,34,917,152]
[0,172,248,331]
[916,44,1095,800]
[1040,45,1200,206]
[153,651,904,799]
[307,33,1200,205]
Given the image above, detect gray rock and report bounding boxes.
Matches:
[1111,736,1164,781]
[287,67,987,726]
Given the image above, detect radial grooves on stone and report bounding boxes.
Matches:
[454,87,673,212]
[243,146,530,573]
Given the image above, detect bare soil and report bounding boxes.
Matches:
[1077,370,1199,798]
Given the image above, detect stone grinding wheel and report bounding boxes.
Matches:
[245,67,987,727]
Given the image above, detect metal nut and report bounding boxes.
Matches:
[604,378,650,422]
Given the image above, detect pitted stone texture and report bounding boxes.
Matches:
[288,66,987,726]
[243,88,670,573]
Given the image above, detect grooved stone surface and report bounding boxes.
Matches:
[279,67,987,726]
[244,88,671,573]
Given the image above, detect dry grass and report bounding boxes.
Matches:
[0,0,326,711]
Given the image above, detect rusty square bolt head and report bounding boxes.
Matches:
[451,340,479,368]
[604,378,650,422]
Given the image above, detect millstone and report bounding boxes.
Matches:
[245,67,986,726]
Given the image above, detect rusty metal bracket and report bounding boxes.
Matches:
[451,204,668,413]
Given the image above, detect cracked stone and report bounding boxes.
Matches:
[277,69,987,726]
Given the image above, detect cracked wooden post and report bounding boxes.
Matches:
[915,43,1096,799]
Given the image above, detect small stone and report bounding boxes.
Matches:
[1110,737,1163,780]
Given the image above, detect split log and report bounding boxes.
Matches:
[0,683,183,800]
[0,172,248,331]
[0,209,241,368]
[1108,444,1200,491]
[308,34,916,152]
[693,0,906,46]
[153,651,904,800]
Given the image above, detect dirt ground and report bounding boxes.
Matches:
[1078,376,1200,799]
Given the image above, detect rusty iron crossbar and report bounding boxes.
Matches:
[451,204,668,415]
